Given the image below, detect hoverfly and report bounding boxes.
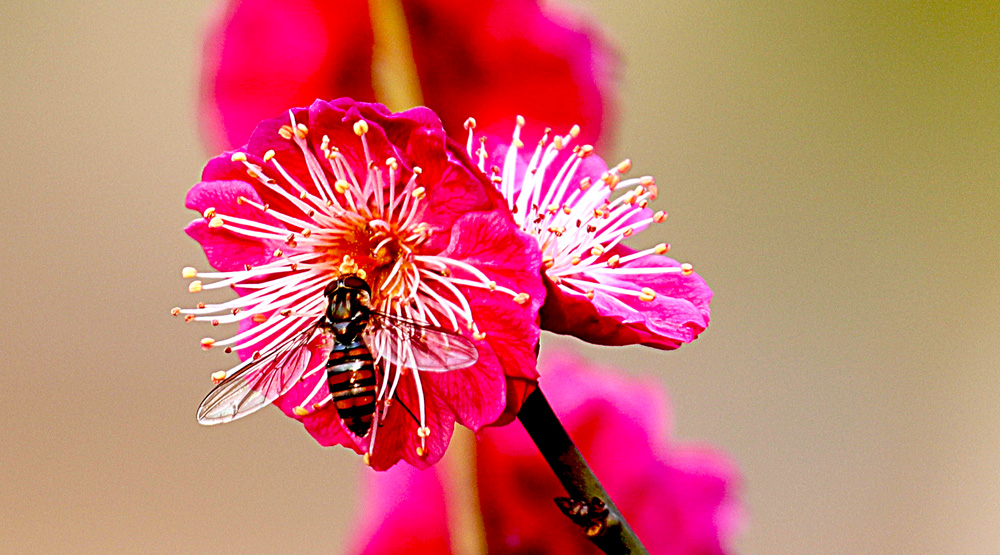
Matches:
[197,274,479,436]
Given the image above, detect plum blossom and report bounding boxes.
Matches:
[351,349,742,555]
[464,118,713,349]
[200,0,616,151]
[176,98,544,469]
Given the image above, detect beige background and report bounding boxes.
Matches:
[2,1,998,553]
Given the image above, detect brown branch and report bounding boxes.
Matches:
[517,388,650,555]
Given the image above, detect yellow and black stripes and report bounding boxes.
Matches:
[326,338,378,436]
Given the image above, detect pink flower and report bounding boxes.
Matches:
[351,349,742,555]
[177,98,545,469]
[465,118,713,349]
[200,0,615,151]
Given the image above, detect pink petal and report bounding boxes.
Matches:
[184,180,285,272]
[406,134,509,253]
[306,99,395,180]
[294,368,457,470]
[338,99,511,255]
[351,464,452,555]
[200,0,376,151]
[375,374,457,470]
[403,0,618,147]
[346,348,742,554]
[379,209,546,434]
[542,244,712,350]
[199,135,322,231]
[476,349,741,554]
[423,341,506,433]
[200,1,617,150]
[433,211,546,415]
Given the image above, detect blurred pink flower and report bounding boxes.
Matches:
[351,349,742,554]
[466,119,713,350]
[179,98,544,469]
[200,0,616,151]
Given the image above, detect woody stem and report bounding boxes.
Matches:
[517,387,650,555]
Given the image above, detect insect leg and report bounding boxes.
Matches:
[392,393,420,426]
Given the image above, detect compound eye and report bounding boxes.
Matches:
[357,290,371,306]
[343,276,368,290]
[323,280,340,295]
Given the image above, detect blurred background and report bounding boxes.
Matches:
[1,1,998,553]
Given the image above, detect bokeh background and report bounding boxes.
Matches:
[2,1,998,553]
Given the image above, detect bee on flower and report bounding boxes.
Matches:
[176,99,544,470]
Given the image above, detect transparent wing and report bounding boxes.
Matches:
[363,313,479,373]
[197,323,323,425]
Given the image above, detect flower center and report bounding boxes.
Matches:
[316,216,431,304]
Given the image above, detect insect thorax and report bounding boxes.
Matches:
[324,288,371,341]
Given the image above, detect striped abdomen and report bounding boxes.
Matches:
[326,337,378,437]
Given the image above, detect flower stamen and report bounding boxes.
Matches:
[461,115,699,315]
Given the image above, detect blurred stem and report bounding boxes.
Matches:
[517,388,650,555]
[369,0,424,110]
[444,428,488,555]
